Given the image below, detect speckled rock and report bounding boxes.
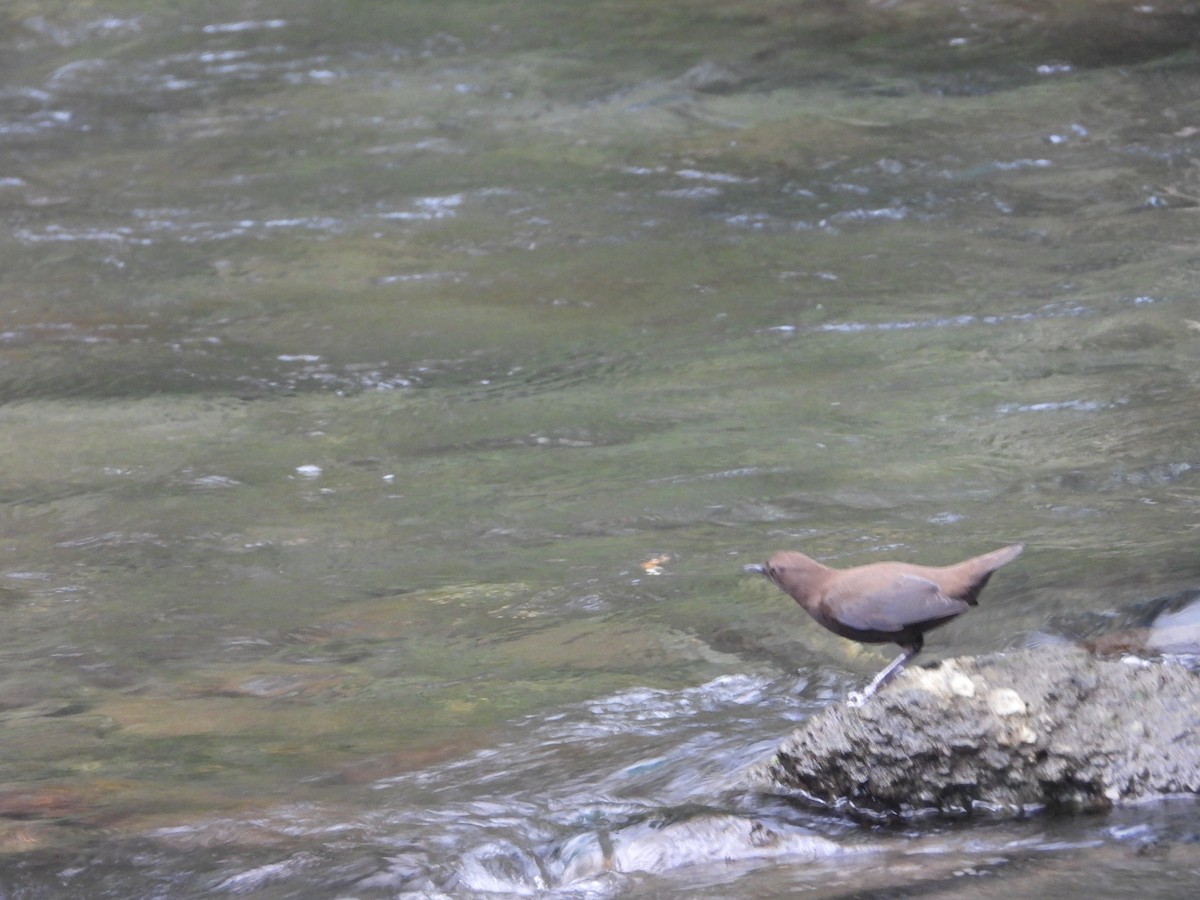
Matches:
[676,60,745,93]
[551,813,857,884]
[748,647,1200,819]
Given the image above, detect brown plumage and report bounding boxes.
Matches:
[745,544,1023,705]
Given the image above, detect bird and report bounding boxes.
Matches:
[744,544,1023,705]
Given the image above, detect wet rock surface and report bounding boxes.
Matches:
[549,813,858,884]
[750,647,1200,818]
[1046,586,1200,661]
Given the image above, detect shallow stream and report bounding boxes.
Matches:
[1,1,1199,895]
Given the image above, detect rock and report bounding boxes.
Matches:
[748,647,1200,819]
[1041,586,1200,661]
[677,61,745,93]
[986,687,1025,716]
[552,812,858,883]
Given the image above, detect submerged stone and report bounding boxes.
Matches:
[552,812,857,883]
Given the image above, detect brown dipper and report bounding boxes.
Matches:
[745,544,1023,705]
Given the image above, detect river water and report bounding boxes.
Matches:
[1,1,1199,895]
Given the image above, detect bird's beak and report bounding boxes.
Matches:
[743,563,767,576]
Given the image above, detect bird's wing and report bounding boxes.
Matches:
[834,574,967,633]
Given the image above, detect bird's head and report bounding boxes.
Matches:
[744,551,828,605]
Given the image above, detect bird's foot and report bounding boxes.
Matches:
[845,690,867,708]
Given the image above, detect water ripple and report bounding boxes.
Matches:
[764,298,1105,337]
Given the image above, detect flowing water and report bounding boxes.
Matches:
[1,0,1199,895]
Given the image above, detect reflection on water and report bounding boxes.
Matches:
[2,0,1200,895]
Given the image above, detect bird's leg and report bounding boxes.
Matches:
[846,644,920,707]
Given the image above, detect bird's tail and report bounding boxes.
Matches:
[973,543,1024,573]
[956,543,1023,604]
